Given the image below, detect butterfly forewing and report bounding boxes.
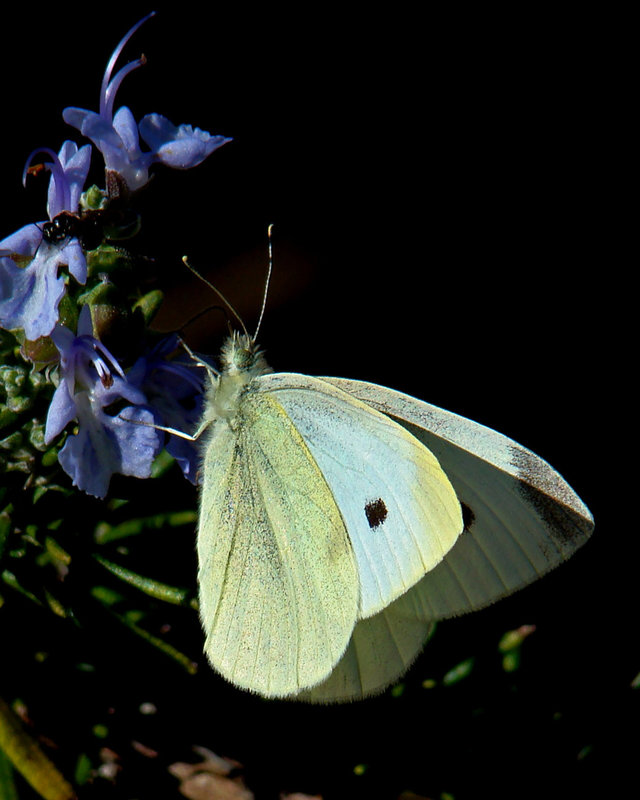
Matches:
[197,389,359,698]
[255,373,465,619]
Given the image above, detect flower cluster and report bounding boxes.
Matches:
[0,12,229,497]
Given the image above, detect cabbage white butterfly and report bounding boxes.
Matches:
[190,293,593,702]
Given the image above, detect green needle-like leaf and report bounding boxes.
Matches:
[94,554,198,609]
[93,555,197,608]
[93,510,196,544]
[111,609,198,674]
[0,697,75,800]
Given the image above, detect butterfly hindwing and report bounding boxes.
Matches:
[320,377,594,618]
[301,580,438,703]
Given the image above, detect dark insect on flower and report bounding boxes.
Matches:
[42,209,107,251]
[41,185,139,252]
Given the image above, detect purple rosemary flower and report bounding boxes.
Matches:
[127,335,205,484]
[45,306,163,498]
[0,141,91,340]
[63,12,231,192]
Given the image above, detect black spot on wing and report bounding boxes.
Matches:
[365,498,388,529]
[461,501,475,532]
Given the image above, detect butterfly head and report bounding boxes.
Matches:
[204,333,272,425]
[219,332,271,378]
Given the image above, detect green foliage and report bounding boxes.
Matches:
[0,441,201,796]
[0,697,75,800]
[0,336,58,482]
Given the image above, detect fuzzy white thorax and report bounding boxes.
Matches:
[203,333,272,425]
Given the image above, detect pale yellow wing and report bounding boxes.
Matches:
[197,391,359,698]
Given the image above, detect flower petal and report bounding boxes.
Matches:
[47,142,92,217]
[112,106,142,158]
[112,405,163,478]
[45,379,77,443]
[139,113,231,169]
[0,252,66,340]
[127,337,205,483]
[57,395,162,499]
[0,222,44,256]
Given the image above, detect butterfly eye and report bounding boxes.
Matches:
[364,498,388,529]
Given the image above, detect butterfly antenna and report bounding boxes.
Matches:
[180,303,229,335]
[181,255,249,338]
[252,223,274,343]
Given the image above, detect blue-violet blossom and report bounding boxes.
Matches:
[45,305,163,498]
[63,12,231,192]
[0,141,91,340]
[128,335,205,484]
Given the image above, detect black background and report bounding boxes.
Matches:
[0,4,628,800]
